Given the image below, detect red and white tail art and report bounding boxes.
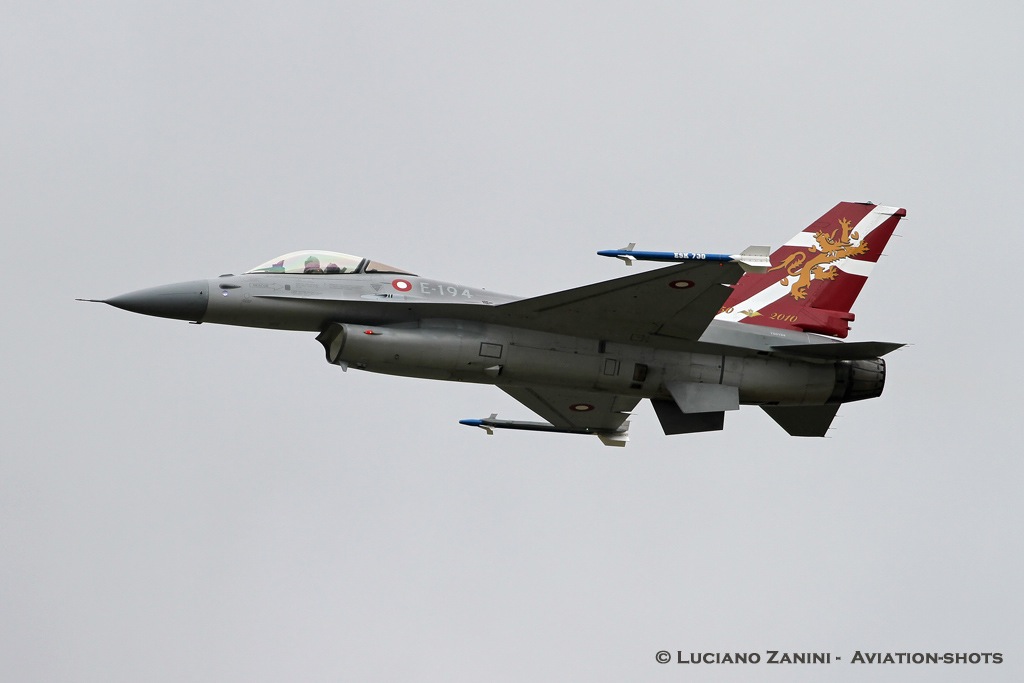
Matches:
[716,202,906,338]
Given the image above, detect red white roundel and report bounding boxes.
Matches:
[392,279,412,292]
[669,279,695,289]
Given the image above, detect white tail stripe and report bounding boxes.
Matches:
[782,205,899,248]
[715,259,872,322]
[716,279,792,322]
[853,205,900,236]
[784,232,825,248]
[834,258,875,277]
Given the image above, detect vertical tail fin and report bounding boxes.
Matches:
[715,202,906,338]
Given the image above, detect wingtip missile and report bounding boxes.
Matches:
[460,415,586,435]
[459,414,630,446]
[459,414,498,435]
[597,244,772,272]
[596,243,637,266]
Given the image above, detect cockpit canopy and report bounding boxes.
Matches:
[246,250,416,276]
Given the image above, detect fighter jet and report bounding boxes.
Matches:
[82,202,905,446]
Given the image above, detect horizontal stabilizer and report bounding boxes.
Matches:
[651,399,725,435]
[771,341,905,361]
[761,405,840,437]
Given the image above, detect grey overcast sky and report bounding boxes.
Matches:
[3,2,1022,681]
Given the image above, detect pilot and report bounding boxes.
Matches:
[303,256,323,274]
[324,262,342,274]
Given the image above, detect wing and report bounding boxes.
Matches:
[500,386,639,432]
[489,261,743,348]
[460,387,639,447]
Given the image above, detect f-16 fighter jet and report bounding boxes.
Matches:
[83,202,905,446]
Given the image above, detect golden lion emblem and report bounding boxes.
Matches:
[768,218,869,300]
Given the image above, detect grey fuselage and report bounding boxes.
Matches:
[104,270,883,409]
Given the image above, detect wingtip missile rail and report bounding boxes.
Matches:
[597,244,772,273]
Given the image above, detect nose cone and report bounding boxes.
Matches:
[104,280,210,322]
